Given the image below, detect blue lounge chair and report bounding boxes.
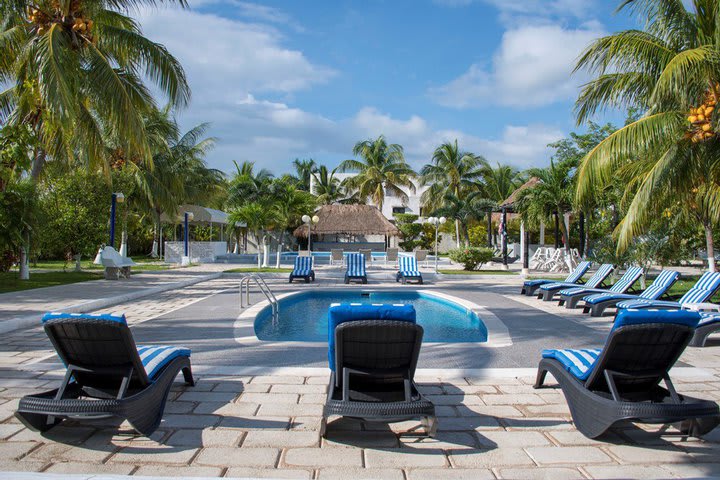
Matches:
[396,255,423,284]
[617,271,720,311]
[521,261,591,296]
[538,263,614,302]
[581,270,680,317]
[535,309,720,438]
[15,312,194,436]
[691,312,720,347]
[558,266,644,309]
[320,303,436,437]
[344,253,367,284]
[289,256,315,283]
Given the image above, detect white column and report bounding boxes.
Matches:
[520,221,528,276]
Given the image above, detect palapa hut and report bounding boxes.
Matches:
[293,204,400,251]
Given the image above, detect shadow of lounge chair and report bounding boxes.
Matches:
[534,309,720,439]
[15,312,194,436]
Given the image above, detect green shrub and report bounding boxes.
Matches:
[448,247,494,270]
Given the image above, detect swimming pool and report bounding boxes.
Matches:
[253,290,488,343]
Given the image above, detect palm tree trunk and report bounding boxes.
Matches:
[262,233,269,267]
[455,219,461,248]
[19,231,30,280]
[705,223,716,273]
[275,232,284,269]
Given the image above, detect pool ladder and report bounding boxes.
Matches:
[239,274,279,315]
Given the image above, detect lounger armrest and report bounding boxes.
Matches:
[682,302,720,312]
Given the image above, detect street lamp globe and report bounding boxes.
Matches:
[439,216,447,225]
[302,214,311,223]
[311,215,319,224]
[427,216,436,225]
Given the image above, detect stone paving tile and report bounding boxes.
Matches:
[165,427,243,447]
[242,430,319,448]
[365,447,449,468]
[194,446,280,467]
[108,445,198,465]
[658,462,720,477]
[317,467,406,479]
[476,430,552,448]
[283,447,363,467]
[525,446,613,465]
[134,465,224,477]
[407,468,495,479]
[497,467,583,479]
[449,448,535,468]
[583,465,674,479]
[225,467,313,479]
[44,462,136,474]
[605,444,692,464]
[323,430,400,448]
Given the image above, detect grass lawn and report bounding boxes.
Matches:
[439,269,517,275]
[226,267,293,273]
[28,259,174,272]
[0,271,104,294]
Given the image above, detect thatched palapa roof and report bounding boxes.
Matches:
[293,204,400,238]
[499,177,541,210]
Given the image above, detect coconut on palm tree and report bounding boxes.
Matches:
[420,140,488,247]
[337,135,416,211]
[573,0,720,271]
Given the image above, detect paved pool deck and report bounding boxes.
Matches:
[0,268,719,478]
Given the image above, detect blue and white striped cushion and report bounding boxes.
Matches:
[617,298,674,309]
[137,345,191,380]
[292,256,313,276]
[346,253,366,277]
[542,348,602,381]
[584,264,614,288]
[699,312,720,327]
[583,292,635,305]
[640,270,679,299]
[610,266,643,292]
[567,261,591,283]
[399,256,420,276]
[678,272,720,304]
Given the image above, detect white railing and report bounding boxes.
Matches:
[239,274,278,315]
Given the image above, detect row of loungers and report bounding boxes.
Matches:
[288,253,424,285]
[15,306,720,440]
[522,264,720,348]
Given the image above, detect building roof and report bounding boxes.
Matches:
[293,204,400,237]
[499,177,542,210]
[161,205,245,227]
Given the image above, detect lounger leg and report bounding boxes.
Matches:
[182,366,195,386]
[422,415,438,438]
[534,368,548,389]
[319,416,327,438]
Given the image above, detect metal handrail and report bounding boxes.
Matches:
[240,274,278,315]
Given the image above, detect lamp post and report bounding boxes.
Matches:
[182,211,194,266]
[427,216,446,274]
[302,214,319,251]
[109,193,124,248]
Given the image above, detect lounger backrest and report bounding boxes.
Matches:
[639,270,679,299]
[584,264,614,288]
[565,261,591,283]
[678,271,720,304]
[327,303,416,372]
[608,266,643,293]
[42,312,150,389]
[415,250,428,261]
[399,255,418,273]
[293,256,313,273]
[584,309,700,393]
[386,248,398,261]
[346,253,366,276]
[331,249,344,260]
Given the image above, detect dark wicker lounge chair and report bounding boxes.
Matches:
[537,263,614,302]
[521,261,590,296]
[534,309,720,439]
[690,312,720,347]
[15,312,194,436]
[320,304,436,437]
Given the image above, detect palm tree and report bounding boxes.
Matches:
[573,0,720,270]
[483,163,522,202]
[337,135,416,211]
[434,192,497,246]
[516,160,576,247]
[292,158,317,191]
[420,140,488,247]
[227,161,273,208]
[269,178,317,267]
[229,202,274,268]
[0,0,190,180]
[312,165,345,205]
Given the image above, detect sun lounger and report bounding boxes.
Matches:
[344,253,367,284]
[616,271,720,311]
[385,247,399,265]
[558,266,643,309]
[521,261,591,296]
[359,248,372,263]
[415,249,429,267]
[535,309,720,438]
[330,249,344,266]
[289,256,315,283]
[396,255,423,284]
[320,303,436,437]
[581,270,679,317]
[94,245,137,279]
[538,264,614,302]
[15,312,194,436]
[690,312,720,347]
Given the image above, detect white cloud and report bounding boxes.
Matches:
[429,23,605,108]
[433,0,597,23]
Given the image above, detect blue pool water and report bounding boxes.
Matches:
[254,290,488,342]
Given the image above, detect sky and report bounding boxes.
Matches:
[135,0,641,175]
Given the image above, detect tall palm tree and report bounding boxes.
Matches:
[337,135,416,211]
[483,163,522,202]
[227,161,273,208]
[573,0,720,270]
[0,0,190,180]
[420,140,488,247]
[229,202,274,268]
[292,158,317,191]
[312,165,345,205]
[516,160,576,247]
[269,177,317,267]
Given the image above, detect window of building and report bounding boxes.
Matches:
[392,207,406,214]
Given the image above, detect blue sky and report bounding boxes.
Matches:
[137,0,639,174]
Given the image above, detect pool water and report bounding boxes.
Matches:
[254,290,488,342]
